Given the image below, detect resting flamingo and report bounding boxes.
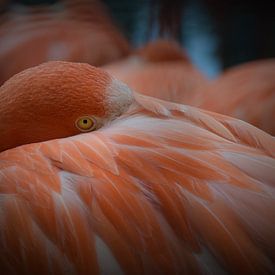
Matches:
[198,59,275,135]
[0,0,129,85]
[103,39,208,104]
[0,61,274,274]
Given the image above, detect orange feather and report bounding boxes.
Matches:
[0,61,274,274]
[198,59,275,135]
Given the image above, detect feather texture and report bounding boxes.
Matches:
[0,98,274,274]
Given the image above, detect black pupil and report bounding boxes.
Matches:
[83,119,88,124]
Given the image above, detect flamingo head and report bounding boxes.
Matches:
[0,61,133,152]
[136,39,190,63]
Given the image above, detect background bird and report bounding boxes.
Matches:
[103,39,209,104]
[198,59,275,135]
[104,42,275,135]
[0,0,130,85]
[0,61,274,274]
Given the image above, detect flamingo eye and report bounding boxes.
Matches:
[75,116,97,132]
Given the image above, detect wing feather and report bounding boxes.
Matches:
[0,102,274,274]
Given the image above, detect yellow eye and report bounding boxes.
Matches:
[75,116,96,132]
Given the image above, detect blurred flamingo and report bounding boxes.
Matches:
[103,39,209,104]
[198,59,275,135]
[0,61,274,274]
[0,0,129,85]
[104,42,275,135]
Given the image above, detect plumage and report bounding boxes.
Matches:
[198,59,275,135]
[0,61,275,274]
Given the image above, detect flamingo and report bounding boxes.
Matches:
[104,41,275,135]
[0,0,129,85]
[198,59,275,135]
[0,61,275,274]
[103,39,208,104]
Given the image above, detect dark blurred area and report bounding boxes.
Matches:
[205,0,275,68]
[0,0,275,77]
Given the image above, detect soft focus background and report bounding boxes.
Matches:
[1,0,274,79]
